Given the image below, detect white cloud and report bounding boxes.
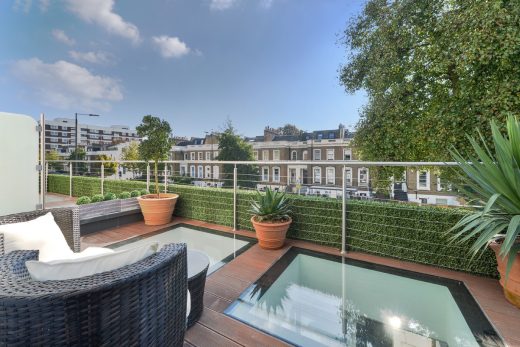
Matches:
[12,58,123,110]
[210,0,237,10]
[39,0,50,11]
[52,29,76,46]
[152,36,191,59]
[259,0,273,9]
[64,0,140,44]
[68,50,113,65]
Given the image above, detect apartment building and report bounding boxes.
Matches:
[44,118,139,155]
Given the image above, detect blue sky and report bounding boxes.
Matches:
[0,0,367,137]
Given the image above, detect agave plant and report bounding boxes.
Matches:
[250,188,291,223]
[449,116,520,278]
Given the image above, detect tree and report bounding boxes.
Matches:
[277,124,302,136]
[93,154,117,176]
[121,141,144,176]
[136,115,174,197]
[68,148,87,174]
[46,150,63,172]
[216,121,258,188]
[340,0,520,163]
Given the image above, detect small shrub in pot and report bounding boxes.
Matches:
[76,196,91,205]
[91,194,104,203]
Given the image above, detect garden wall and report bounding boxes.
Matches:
[47,174,497,277]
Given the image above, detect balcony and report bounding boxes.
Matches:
[34,159,520,346]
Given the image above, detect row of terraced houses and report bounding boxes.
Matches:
[170,125,461,206]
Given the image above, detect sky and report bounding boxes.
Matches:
[0,0,367,137]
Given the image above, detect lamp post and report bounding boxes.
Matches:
[74,113,100,174]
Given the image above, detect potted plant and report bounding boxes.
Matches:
[250,188,292,249]
[450,116,520,308]
[136,115,178,226]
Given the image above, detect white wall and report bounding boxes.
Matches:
[0,112,39,215]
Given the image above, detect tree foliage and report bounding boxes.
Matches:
[340,0,520,162]
[277,124,302,136]
[136,115,174,197]
[46,150,63,172]
[121,141,145,175]
[68,148,87,174]
[216,121,258,188]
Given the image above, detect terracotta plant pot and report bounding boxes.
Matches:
[137,193,179,226]
[489,240,520,308]
[251,216,292,250]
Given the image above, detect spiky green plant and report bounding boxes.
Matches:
[250,188,291,223]
[449,116,520,279]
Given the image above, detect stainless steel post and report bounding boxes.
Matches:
[146,163,150,192]
[69,162,73,197]
[40,113,46,210]
[233,164,237,231]
[164,166,167,193]
[342,165,347,254]
[101,163,104,195]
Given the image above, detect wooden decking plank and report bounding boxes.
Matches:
[185,322,242,347]
[198,308,289,347]
[203,291,232,313]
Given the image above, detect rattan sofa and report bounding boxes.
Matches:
[0,208,188,346]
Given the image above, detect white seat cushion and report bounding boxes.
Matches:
[26,242,159,281]
[0,212,73,261]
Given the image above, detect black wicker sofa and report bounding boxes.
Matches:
[0,208,188,346]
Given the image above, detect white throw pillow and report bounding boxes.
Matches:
[0,212,73,261]
[26,242,159,281]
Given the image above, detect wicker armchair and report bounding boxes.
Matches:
[0,208,188,346]
[0,243,188,346]
[0,207,81,254]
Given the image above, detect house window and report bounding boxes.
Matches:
[262,150,269,161]
[190,165,196,177]
[327,149,334,160]
[326,167,335,185]
[50,131,59,136]
[317,133,323,140]
[198,152,203,161]
[291,151,297,161]
[261,167,269,181]
[190,152,195,161]
[417,170,430,190]
[345,167,352,186]
[420,198,428,204]
[313,149,321,160]
[50,138,58,142]
[205,152,211,161]
[359,168,369,186]
[302,150,308,161]
[50,125,58,130]
[180,165,187,176]
[197,166,203,178]
[273,167,280,182]
[289,168,297,183]
[273,150,280,161]
[436,198,448,205]
[214,150,219,159]
[205,166,211,178]
[253,151,259,160]
[184,153,189,160]
[313,167,321,184]
[213,166,219,179]
[329,132,335,139]
[343,149,352,161]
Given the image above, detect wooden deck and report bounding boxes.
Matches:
[82,218,520,347]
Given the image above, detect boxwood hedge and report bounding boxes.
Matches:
[47,174,497,277]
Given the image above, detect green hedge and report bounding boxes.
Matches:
[47,175,497,277]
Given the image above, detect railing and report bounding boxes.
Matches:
[43,158,498,276]
[43,159,469,254]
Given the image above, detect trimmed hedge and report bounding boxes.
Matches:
[47,174,497,277]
